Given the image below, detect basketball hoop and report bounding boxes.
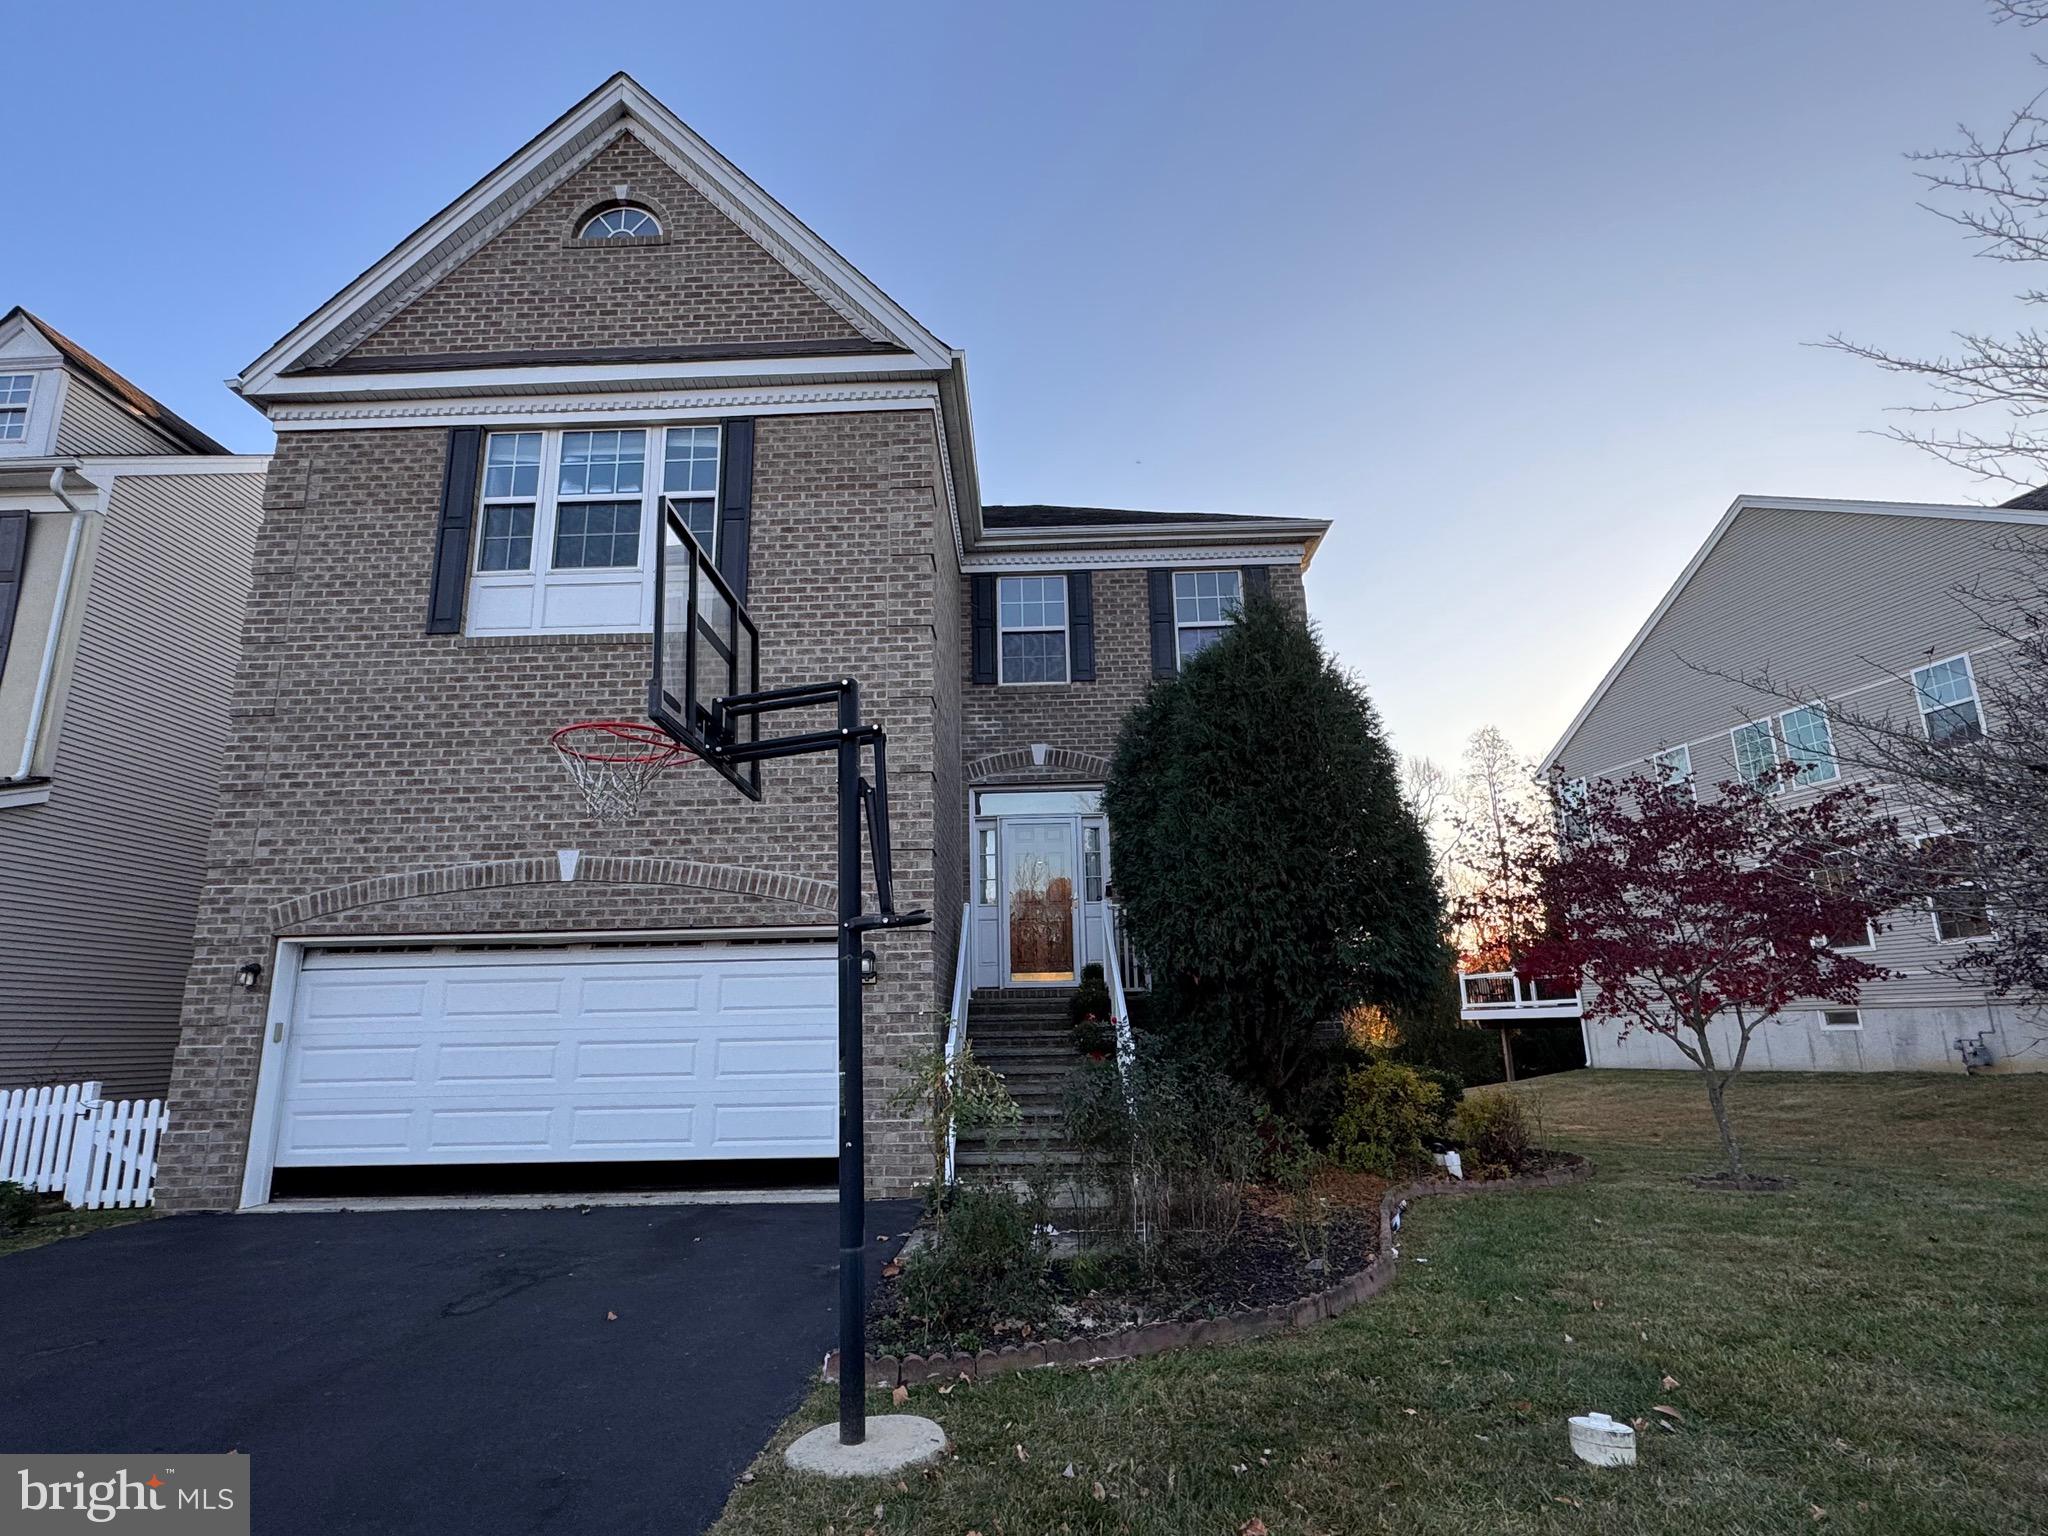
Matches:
[550,721,691,821]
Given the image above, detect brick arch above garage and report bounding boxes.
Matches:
[268,854,838,931]
[965,747,1112,786]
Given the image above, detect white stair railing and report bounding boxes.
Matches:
[942,902,972,1186]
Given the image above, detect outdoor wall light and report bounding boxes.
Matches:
[860,947,880,985]
[234,961,264,992]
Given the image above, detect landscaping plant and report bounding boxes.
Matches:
[1104,597,1449,1099]
[0,1180,38,1235]
[886,1182,1054,1353]
[1068,962,1116,1056]
[1451,1091,1535,1176]
[888,1028,1022,1205]
[1328,1060,1444,1176]
[1519,768,1910,1182]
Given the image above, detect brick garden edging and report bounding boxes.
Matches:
[825,1153,1593,1387]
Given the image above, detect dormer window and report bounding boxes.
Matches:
[577,204,661,240]
[0,375,32,441]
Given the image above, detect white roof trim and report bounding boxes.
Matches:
[236,74,951,396]
[964,544,1307,573]
[1539,493,2048,773]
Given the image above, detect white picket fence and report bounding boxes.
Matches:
[0,1081,168,1209]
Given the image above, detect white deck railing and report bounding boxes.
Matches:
[1458,969,1584,1022]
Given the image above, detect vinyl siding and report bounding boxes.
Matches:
[0,468,264,1094]
[1552,504,2038,1018]
[54,377,189,457]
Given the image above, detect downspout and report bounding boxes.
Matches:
[14,465,94,780]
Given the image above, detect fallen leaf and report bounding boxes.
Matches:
[1554,1495,1583,1509]
[881,1259,903,1280]
[1015,1444,1028,1462]
[605,1311,618,1322]
[1652,1404,1684,1421]
[1661,1374,1680,1390]
[1402,1407,1418,1416]
[1591,1299,1605,1311]
[737,1472,754,1484]
[1240,1521,1270,1536]
[1092,1482,1106,1502]
[1514,1400,1533,1413]
[1563,1334,1575,1344]
[892,1385,908,1407]
[937,1383,954,1396]
[1810,1505,1827,1521]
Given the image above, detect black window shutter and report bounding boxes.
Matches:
[1067,570,1095,681]
[970,575,997,684]
[1241,564,1271,602]
[717,418,755,602]
[425,426,483,634]
[0,510,29,682]
[1148,568,1178,678]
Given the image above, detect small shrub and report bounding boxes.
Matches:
[1069,963,1116,1053]
[1261,1112,1329,1261]
[1452,1092,1535,1175]
[1276,1038,1377,1150]
[1329,1061,1443,1176]
[0,1181,37,1234]
[887,1030,1022,1202]
[891,1183,1053,1351]
[1412,1067,1466,1137]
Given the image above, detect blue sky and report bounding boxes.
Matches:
[9,1,2038,766]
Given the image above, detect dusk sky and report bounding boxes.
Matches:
[9,1,2040,768]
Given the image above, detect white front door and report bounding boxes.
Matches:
[1001,817,1080,985]
[270,944,837,1167]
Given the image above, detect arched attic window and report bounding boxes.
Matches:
[577,203,662,239]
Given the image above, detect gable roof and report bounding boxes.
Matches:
[1539,493,2048,772]
[2,307,228,456]
[235,72,954,399]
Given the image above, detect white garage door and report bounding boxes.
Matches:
[272,945,838,1167]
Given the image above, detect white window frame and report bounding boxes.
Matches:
[995,574,1070,686]
[1818,1008,1863,1032]
[1813,854,1877,953]
[0,374,31,442]
[1558,775,1590,841]
[1651,744,1695,800]
[1912,653,1985,744]
[1731,716,1778,790]
[1778,702,1839,786]
[1172,568,1242,666]
[1918,832,1994,945]
[578,205,662,239]
[466,425,717,638]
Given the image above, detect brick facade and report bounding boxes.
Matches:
[959,564,1307,784]
[160,409,956,1209]
[344,134,865,361]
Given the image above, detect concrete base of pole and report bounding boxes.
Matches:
[784,1415,948,1478]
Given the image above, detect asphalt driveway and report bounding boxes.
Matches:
[0,1199,919,1534]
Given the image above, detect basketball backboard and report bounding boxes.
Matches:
[648,500,762,800]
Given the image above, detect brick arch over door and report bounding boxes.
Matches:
[965,747,1112,785]
[268,854,837,930]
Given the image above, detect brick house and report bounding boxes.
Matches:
[160,75,1327,1210]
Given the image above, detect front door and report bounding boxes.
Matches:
[1002,817,1078,985]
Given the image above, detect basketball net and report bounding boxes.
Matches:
[550,721,692,822]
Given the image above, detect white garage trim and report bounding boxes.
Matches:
[239,931,836,1209]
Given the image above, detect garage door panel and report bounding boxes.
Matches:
[273,945,837,1168]
[572,1040,699,1083]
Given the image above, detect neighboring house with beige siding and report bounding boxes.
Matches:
[1543,494,2048,1074]
[0,307,269,1095]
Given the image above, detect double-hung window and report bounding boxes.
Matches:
[0,375,31,442]
[1733,704,1837,791]
[1913,655,1983,743]
[1173,569,1241,664]
[1924,834,1994,942]
[1651,744,1694,799]
[467,426,718,637]
[997,575,1069,684]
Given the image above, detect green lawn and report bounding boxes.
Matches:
[713,1070,2048,1536]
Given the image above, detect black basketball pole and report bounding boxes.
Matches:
[835,679,867,1445]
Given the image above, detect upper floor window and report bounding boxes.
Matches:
[467,425,718,637]
[1913,654,1983,743]
[578,204,662,239]
[1733,704,1837,791]
[1557,776,1590,841]
[1174,569,1241,664]
[0,376,31,442]
[997,574,1068,684]
[1651,744,1694,798]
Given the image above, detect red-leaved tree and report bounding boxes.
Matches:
[1520,770,1910,1180]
